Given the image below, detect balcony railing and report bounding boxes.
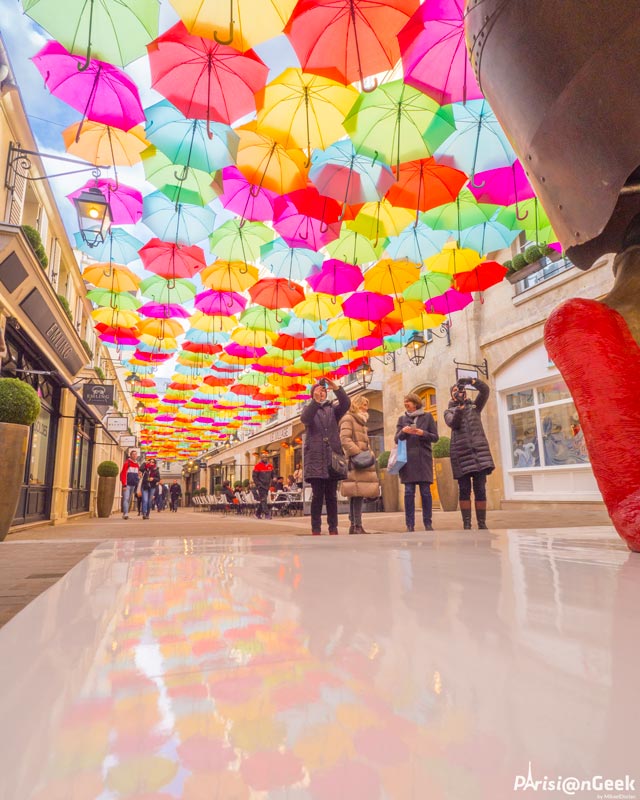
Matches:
[513,255,574,295]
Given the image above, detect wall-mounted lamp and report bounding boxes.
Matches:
[406,333,428,366]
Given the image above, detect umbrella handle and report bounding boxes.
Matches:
[77,0,95,72]
[515,205,529,221]
[361,76,378,94]
[214,2,235,45]
[469,174,485,189]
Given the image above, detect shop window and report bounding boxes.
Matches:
[28,407,51,485]
[506,379,589,469]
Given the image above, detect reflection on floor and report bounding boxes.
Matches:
[0,527,638,799]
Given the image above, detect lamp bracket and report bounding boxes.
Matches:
[453,358,489,379]
[429,321,451,346]
[5,142,107,188]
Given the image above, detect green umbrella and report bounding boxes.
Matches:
[323,229,382,265]
[497,198,555,244]
[421,188,498,233]
[239,306,283,331]
[343,80,456,173]
[209,220,273,263]
[23,0,159,69]
[86,288,141,310]
[139,276,196,304]
[402,272,453,302]
[142,146,219,207]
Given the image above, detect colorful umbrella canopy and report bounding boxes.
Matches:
[363,259,419,295]
[62,121,149,166]
[398,0,482,105]
[385,157,466,218]
[83,263,140,292]
[342,291,394,322]
[219,166,278,223]
[138,239,206,281]
[209,219,273,263]
[307,259,363,295]
[194,289,247,316]
[67,178,142,225]
[467,160,536,208]
[147,22,268,132]
[32,41,145,139]
[234,128,308,195]
[284,0,419,88]
[260,238,323,281]
[75,228,144,262]
[139,276,197,305]
[403,271,453,301]
[324,229,381,265]
[384,221,449,262]
[273,187,341,250]
[453,260,508,294]
[142,145,219,206]
[142,192,216,245]
[201,260,259,292]
[248,278,306,310]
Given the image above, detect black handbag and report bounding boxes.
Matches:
[329,451,348,480]
[350,450,375,470]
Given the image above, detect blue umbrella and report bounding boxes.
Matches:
[142,191,216,245]
[279,316,322,339]
[74,227,143,263]
[434,99,517,185]
[183,327,230,343]
[260,238,323,281]
[457,219,521,254]
[383,222,449,262]
[145,99,239,174]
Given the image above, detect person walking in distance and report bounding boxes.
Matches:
[169,480,182,512]
[120,449,140,520]
[444,377,495,530]
[301,378,350,535]
[339,394,379,534]
[138,457,160,520]
[252,455,273,519]
[395,393,439,532]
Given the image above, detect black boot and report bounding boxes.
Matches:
[460,500,472,530]
[475,501,488,529]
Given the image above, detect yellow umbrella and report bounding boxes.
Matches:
[91,307,139,328]
[230,328,275,347]
[363,259,420,295]
[139,334,179,350]
[424,243,482,275]
[347,200,414,244]
[137,318,185,338]
[406,310,447,330]
[256,68,358,153]
[63,121,149,166]
[235,128,307,195]
[201,260,259,292]
[325,317,370,341]
[170,0,296,51]
[293,292,341,322]
[190,311,237,333]
[83,263,140,292]
[385,298,426,326]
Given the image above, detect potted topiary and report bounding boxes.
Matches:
[96,460,119,518]
[377,450,399,513]
[432,436,458,512]
[0,378,41,540]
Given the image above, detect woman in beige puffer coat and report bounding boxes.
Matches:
[339,394,380,534]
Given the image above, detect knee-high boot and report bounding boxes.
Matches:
[475,500,488,529]
[460,499,472,529]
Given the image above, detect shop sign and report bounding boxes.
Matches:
[119,435,136,447]
[19,288,84,375]
[106,416,128,432]
[267,423,292,443]
[82,383,114,405]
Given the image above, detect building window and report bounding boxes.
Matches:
[506,378,589,469]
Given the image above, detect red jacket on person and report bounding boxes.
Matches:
[120,458,140,486]
[252,460,273,491]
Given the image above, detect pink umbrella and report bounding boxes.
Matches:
[398,0,483,105]
[273,187,342,250]
[343,291,394,321]
[67,178,142,224]
[194,289,247,315]
[138,238,206,280]
[307,258,363,295]
[32,41,145,141]
[424,288,473,315]
[467,160,536,214]
[220,165,277,222]
[241,750,304,792]
[138,301,191,318]
[226,343,267,359]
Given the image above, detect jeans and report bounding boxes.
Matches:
[404,482,433,528]
[349,496,363,526]
[256,487,269,518]
[141,488,152,517]
[122,484,135,514]
[309,478,339,532]
[458,470,487,501]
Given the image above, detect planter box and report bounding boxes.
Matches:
[434,457,458,512]
[0,422,30,540]
[506,259,545,284]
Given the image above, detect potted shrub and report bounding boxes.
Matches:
[378,450,399,513]
[0,378,41,540]
[432,436,458,512]
[96,460,119,518]
[21,224,48,269]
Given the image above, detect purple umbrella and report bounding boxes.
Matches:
[138,301,190,318]
[467,160,536,217]
[67,178,143,225]
[194,289,247,316]
[307,258,363,296]
[425,288,473,315]
[343,291,394,322]
[32,41,145,141]
[219,166,277,223]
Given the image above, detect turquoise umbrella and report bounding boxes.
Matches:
[142,191,216,245]
[260,238,323,282]
[384,222,449,262]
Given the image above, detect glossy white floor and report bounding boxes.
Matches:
[1,527,639,800]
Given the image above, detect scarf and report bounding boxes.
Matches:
[406,408,425,419]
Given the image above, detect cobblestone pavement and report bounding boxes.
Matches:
[1,506,614,626]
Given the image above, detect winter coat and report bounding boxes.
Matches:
[301,387,351,480]
[443,379,495,479]
[339,411,380,499]
[120,458,140,487]
[140,464,160,490]
[169,483,182,498]
[394,410,438,484]
[252,461,273,491]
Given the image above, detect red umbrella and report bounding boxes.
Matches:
[182,341,222,354]
[273,187,341,250]
[248,278,306,309]
[138,238,206,280]
[284,0,419,89]
[273,333,315,350]
[147,22,268,134]
[453,260,508,295]
[302,347,343,363]
[385,158,467,219]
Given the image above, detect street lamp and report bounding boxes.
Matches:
[135,401,146,416]
[406,333,428,366]
[72,186,112,248]
[355,360,374,389]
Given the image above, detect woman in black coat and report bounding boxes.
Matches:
[394,392,439,532]
[301,378,351,535]
[444,377,495,530]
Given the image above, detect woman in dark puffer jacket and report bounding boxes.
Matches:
[301,378,350,535]
[444,377,494,530]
